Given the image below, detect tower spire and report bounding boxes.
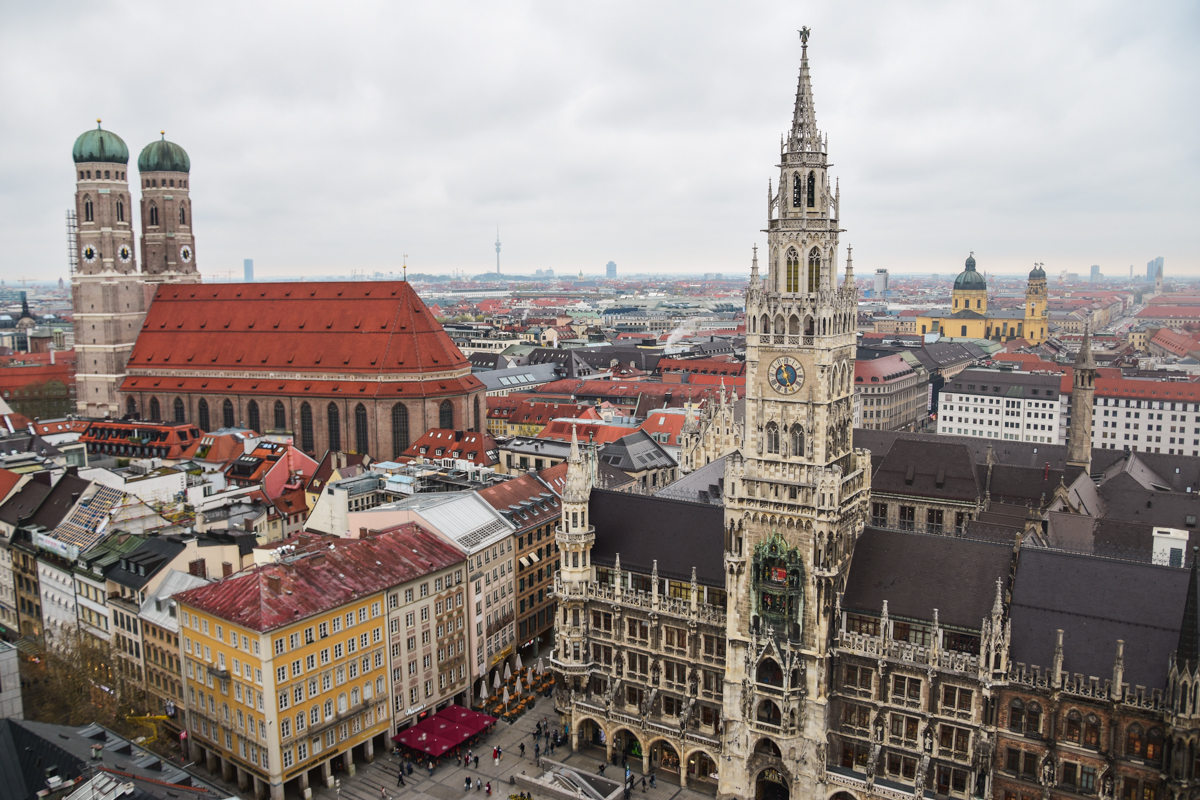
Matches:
[790,27,820,154]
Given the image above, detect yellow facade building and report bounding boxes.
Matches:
[916,255,1049,345]
[176,527,466,800]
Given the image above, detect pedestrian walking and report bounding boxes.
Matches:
[474,755,480,769]
[534,742,540,758]
[498,746,503,761]
[485,782,491,796]
[381,786,388,800]
[428,760,434,777]
[519,742,525,757]
[465,777,472,791]
[641,776,647,793]
[476,778,482,791]
[649,772,656,788]
[397,766,406,787]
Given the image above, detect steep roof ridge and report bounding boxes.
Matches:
[1177,547,1200,671]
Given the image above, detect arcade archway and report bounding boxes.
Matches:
[755,765,789,800]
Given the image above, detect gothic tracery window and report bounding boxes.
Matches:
[808,247,822,293]
[765,422,780,454]
[149,204,158,226]
[274,400,286,430]
[327,402,341,451]
[174,397,185,423]
[354,403,368,454]
[786,249,800,293]
[792,172,802,208]
[299,403,313,451]
[807,171,815,208]
[180,204,187,225]
[392,403,409,458]
[222,398,235,429]
[439,400,453,430]
[791,424,804,457]
[149,397,160,421]
[198,399,210,431]
[247,400,260,433]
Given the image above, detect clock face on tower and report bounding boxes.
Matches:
[768,356,804,395]
[118,245,132,263]
[179,245,193,263]
[81,245,97,264]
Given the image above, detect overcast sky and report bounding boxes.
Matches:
[1,1,1197,282]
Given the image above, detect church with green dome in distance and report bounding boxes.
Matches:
[915,253,1049,345]
[70,122,201,417]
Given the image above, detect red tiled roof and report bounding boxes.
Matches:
[402,429,498,467]
[854,354,915,384]
[637,411,688,446]
[0,468,22,503]
[1094,377,1200,401]
[306,451,371,493]
[509,400,593,427]
[536,420,631,444]
[657,358,744,377]
[477,473,559,533]
[1150,328,1199,357]
[83,420,204,460]
[1137,306,1200,319]
[174,525,464,631]
[121,281,481,399]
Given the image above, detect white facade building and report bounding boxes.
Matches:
[937,369,1067,444]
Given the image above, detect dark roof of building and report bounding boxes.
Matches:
[1009,547,1190,689]
[843,527,1012,630]
[949,368,1063,399]
[122,282,482,401]
[107,536,187,590]
[589,488,723,585]
[598,430,676,472]
[27,474,90,530]
[0,718,86,800]
[654,455,727,505]
[0,479,51,527]
[871,437,980,502]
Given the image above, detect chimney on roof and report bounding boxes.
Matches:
[266,574,281,594]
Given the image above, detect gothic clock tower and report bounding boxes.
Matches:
[719,31,871,800]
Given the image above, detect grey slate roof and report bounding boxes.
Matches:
[1009,547,1190,689]
[655,455,727,505]
[871,437,981,502]
[106,536,186,590]
[598,430,676,472]
[842,527,1012,630]
[589,488,724,585]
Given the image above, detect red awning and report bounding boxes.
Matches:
[435,704,497,735]
[391,727,455,757]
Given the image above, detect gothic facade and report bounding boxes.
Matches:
[679,382,745,474]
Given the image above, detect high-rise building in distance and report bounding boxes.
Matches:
[873,268,888,297]
[1147,256,1164,282]
[606,261,616,279]
[1090,264,1102,283]
[244,258,254,282]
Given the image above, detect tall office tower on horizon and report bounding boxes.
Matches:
[606,261,616,279]
[244,259,254,282]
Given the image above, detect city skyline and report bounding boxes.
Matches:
[1,2,1197,281]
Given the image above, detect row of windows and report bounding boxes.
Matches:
[80,195,128,224]
[144,177,187,188]
[78,169,126,180]
[127,396,462,458]
[146,203,187,226]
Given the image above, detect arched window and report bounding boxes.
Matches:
[299,403,314,451]
[808,247,822,293]
[1126,725,1144,757]
[788,315,799,335]
[337,693,347,713]
[327,403,341,451]
[786,249,800,293]
[274,400,286,431]
[173,397,185,423]
[149,397,161,421]
[179,204,187,225]
[198,399,210,431]
[83,197,94,222]
[247,400,260,433]
[1026,703,1042,734]
[807,171,815,207]
[439,400,453,430]
[1083,715,1101,749]
[392,404,409,458]
[1065,710,1082,742]
[756,699,782,725]
[222,399,235,429]
[1146,728,1164,762]
[354,403,368,454]
[791,172,802,208]
[765,422,780,454]
[473,396,481,432]
[1008,699,1024,731]
[116,200,124,222]
[126,396,138,418]
[149,204,158,226]
[791,424,804,457]
[961,325,968,337]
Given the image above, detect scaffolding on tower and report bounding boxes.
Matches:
[66,209,78,276]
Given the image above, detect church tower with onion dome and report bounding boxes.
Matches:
[71,121,147,416]
[138,133,201,288]
[720,30,872,800]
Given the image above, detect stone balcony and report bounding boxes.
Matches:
[837,630,979,676]
[555,579,727,627]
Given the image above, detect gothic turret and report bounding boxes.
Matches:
[552,425,595,686]
[1066,325,1096,470]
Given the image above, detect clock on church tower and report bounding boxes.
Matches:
[717,31,872,800]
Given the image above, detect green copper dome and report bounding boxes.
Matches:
[72,122,129,164]
[953,253,987,291]
[138,135,190,173]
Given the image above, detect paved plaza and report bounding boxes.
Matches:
[191,695,718,800]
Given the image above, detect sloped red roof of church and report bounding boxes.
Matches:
[122,282,479,396]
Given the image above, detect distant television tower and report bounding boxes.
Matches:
[495,227,501,274]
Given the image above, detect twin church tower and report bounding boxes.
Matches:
[70,123,201,416]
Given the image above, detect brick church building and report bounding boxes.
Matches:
[119,281,485,459]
